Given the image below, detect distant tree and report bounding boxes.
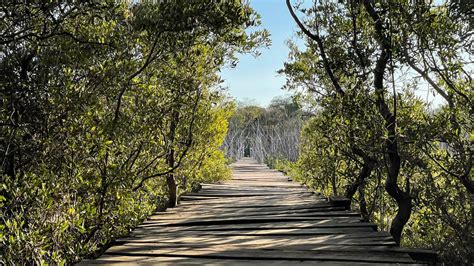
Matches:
[223,96,304,163]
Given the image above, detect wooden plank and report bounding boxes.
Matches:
[118,234,398,247]
[130,227,379,237]
[148,214,362,227]
[179,193,322,201]
[156,202,338,213]
[107,242,424,255]
[178,197,328,206]
[147,208,358,221]
[86,158,432,265]
[138,221,378,232]
[148,206,349,219]
[177,201,330,209]
[185,191,315,197]
[201,183,309,191]
[82,256,417,266]
[103,246,415,264]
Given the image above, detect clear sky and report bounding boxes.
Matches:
[220,0,298,107]
[221,0,445,108]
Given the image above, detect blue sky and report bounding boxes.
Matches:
[220,0,298,107]
[220,1,445,108]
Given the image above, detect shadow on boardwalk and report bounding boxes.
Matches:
[79,158,436,265]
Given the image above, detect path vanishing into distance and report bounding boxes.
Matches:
[81,158,436,265]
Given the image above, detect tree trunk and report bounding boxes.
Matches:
[166,172,178,208]
[358,180,369,222]
[166,110,179,208]
[376,48,411,245]
[375,49,411,245]
[363,0,412,245]
[331,171,338,197]
[469,193,474,265]
[345,163,372,200]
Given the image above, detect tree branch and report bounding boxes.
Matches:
[286,0,345,97]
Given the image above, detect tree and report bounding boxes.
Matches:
[223,97,304,164]
[283,0,472,262]
[0,0,269,263]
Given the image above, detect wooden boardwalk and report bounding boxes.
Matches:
[83,158,435,265]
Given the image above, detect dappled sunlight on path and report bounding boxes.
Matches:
[80,158,435,265]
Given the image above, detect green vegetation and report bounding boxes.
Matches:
[0,1,268,264]
[278,0,472,264]
[1,0,471,264]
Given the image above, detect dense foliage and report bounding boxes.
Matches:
[0,1,268,264]
[280,0,472,264]
[1,0,471,264]
[222,97,304,163]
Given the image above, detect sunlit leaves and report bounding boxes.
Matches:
[282,0,472,263]
[1,0,266,264]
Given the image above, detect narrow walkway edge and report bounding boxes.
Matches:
[80,158,437,265]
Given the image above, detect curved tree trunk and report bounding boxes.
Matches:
[362,0,412,245]
[345,162,372,200]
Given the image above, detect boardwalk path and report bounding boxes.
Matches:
[84,158,434,265]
